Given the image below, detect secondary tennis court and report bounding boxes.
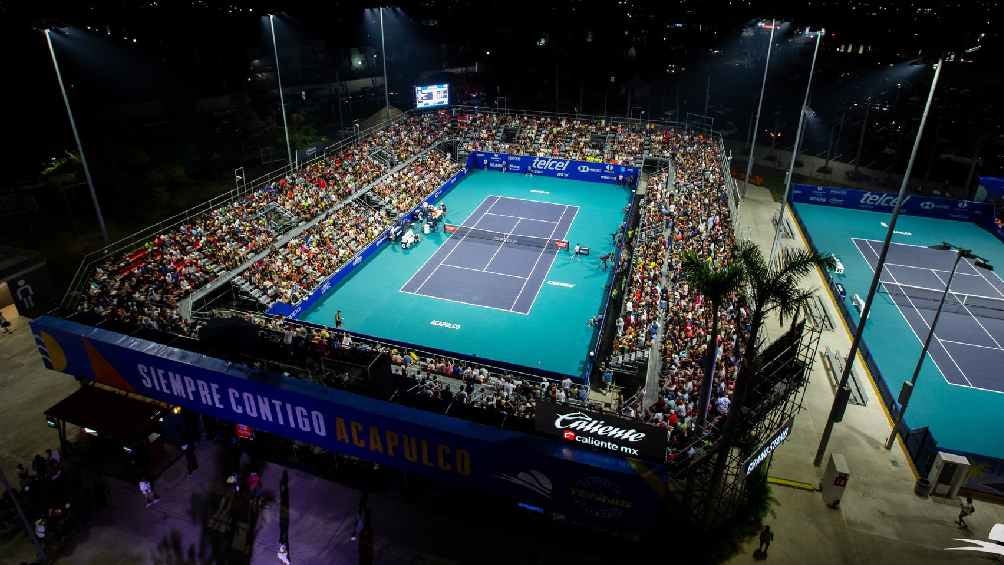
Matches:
[793,203,1004,463]
[401,196,577,314]
[853,238,1004,393]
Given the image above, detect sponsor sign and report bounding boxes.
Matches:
[430,320,461,330]
[32,315,667,529]
[742,417,794,476]
[534,401,666,461]
[789,184,990,223]
[467,152,638,186]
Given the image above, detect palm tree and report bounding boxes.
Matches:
[698,240,834,524]
[731,240,836,408]
[680,251,745,429]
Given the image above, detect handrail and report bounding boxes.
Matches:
[60,112,413,312]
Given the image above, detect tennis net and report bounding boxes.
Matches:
[443,224,569,250]
[880,281,1004,320]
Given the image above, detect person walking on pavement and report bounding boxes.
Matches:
[756,525,774,559]
[351,492,369,542]
[957,496,975,529]
[139,477,160,507]
[277,542,291,565]
[182,443,198,478]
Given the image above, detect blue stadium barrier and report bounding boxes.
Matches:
[789,184,990,223]
[466,152,639,186]
[31,315,666,528]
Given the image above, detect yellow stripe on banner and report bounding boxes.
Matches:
[767,476,819,491]
[786,203,919,480]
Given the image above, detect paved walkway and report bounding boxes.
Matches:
[724,185,1004,565]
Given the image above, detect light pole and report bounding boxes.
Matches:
[814,59,944,467]
[45,29,109,245]
[852,100,871,177]
[379,7,391,124]
[884,244,990,450]
[269,14,293,168]
[742,18,776,199]
[770,29,824,263]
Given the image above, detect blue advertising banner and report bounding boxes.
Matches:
[267,168,469,319]
[31,315,666,528]
[466,152,639,186]
[789,183,990,223]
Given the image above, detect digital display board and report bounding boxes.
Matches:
[415,84,449,109]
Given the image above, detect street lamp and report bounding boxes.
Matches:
[884,244,991,449]
[268,14,294,168]
[741,18,777,199]
[770,28,824,263]
[44,28,109,245]
[814,59,944,467]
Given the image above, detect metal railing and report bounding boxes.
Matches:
[60,112,414,313]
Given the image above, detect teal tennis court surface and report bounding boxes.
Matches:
[301,170,631,376]
[794,203,1004,460]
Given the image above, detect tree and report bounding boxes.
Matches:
[681,251,745,429]
[731,240,835,408]
[698,240,834,523]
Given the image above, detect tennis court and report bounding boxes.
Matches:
[401,196,577,314]
[300,170,631,377]
[793,203,1004,462]
[852,238,1004,393]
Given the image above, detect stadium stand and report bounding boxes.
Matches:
[71,110,741,462]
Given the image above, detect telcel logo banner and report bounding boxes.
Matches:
[531,158,570,172]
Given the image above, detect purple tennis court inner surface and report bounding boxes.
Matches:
[852,238,1004,393]
[401,195,578,314]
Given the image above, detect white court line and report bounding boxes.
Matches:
[402,196,499,294]
[940,339,1004,352]
[883,261,983,278]
[930,270,1003,349]
[482,218,522,271]
[484,212,558,224]
[400,289,527,316]
[850,238,981,277]
[965,256,1004,300]
[854,238,930,249]
[441,263,527,279]
[523,206,581,316]
[860,240,973,387]
[511,205,571,311]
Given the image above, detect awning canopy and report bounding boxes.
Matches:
[45,385,165,443]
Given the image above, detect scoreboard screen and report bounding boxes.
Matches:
[415,84,449,109]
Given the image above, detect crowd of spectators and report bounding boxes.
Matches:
[457,112,662,165]
[80,112,449,333]
[612,169,671,356]
[241,150,460,306]
[625,132,746,457]
[75,111,747,461]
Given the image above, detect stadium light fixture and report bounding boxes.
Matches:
[741,18,776,200]
[814,59,944,467]
[883,244,989,450]
[769,28,824,263]
[44,28,109,245]
[268,14,294,168]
